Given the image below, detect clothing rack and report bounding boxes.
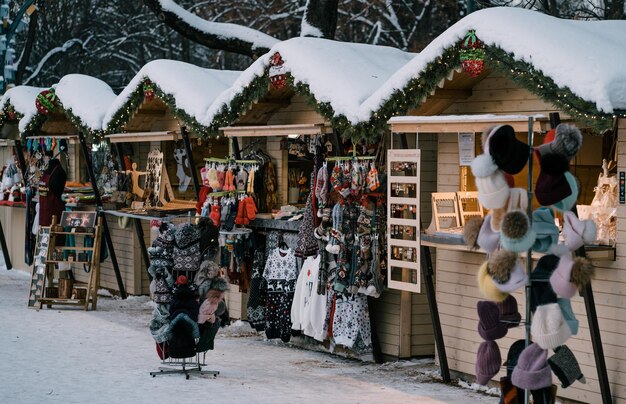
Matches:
[325,156,376,161]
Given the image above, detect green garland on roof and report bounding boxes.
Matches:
[484,46,613,132]
[21,99,104,142]
[0,103,22,126]
[104,79,214,138]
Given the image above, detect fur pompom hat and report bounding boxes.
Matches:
[488,250,528,293]
[531,303,572,350]
[532,208,559,253]
[536,123,583,160]
[477,261,509,302]
[549,254,578,299]
[511,343,552,390]
[561,211,597,251]
[477,215,500,253]
[476,340,501,385]
[552,172,579,212]
[471,151,510,210]
[500,211,536,253]
[487,124,529,175]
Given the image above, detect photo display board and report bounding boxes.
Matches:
[28,227,50,307]
[387,149,421,293]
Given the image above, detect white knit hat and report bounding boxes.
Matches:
[531,303,572,350]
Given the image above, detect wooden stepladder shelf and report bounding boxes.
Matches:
[32,214,103,311]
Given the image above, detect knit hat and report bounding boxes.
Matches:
[561,211,597,251]
[532,208,559,253]
[476,340,501,385]
[500,211,536,253]
[548,345,586,388]
[477,261,509,302]
[476,215,500,253]
[315,164,329,205]
[552,172,579,212]
[471,151,510,210]
[487,124,529,175]
[493,259,527,293]
[174,223,200,249]
[531,302,572,350]
[536,123,583,160]
[549,254,577,299]
[535,153,571,207]
[530,255,559,313]
[497,295,521,328]
[511,343,552,390]
[504,339,527,376]
[477,300,508,340]
[557,298,579,335]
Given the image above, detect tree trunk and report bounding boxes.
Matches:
[15,9,38,85]
[301,0,339,39]
[142,0,278,58]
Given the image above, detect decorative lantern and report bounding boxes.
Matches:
[35,89,58,115]
[268,52,287,89]
[143,80,156,100]
[459,30,485,78]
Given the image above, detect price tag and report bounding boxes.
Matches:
[620,172,625,204]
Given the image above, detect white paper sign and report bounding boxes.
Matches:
[458,132,475,166]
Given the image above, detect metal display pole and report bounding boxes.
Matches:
[180,126,200,200]
[78,132,127,299]
[524,117,534,404]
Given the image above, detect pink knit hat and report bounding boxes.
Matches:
[562,211,597,251]
[549,254,577,299]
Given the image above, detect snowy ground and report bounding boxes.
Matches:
[0,267,498,404]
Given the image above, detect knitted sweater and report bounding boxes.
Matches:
[291,255,327,341]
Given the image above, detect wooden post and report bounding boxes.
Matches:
[78,132,127,299]
[134,218,152,281]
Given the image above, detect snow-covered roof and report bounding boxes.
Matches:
[0,86,45,124]
[203,37,415,127]
[104,59,240,133]
[365,7,626,117]
[18,74,116,133]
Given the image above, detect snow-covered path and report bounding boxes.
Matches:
[0,267,497,404]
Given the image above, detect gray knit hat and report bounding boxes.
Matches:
[548,345,586,388]
[536,123,583,159]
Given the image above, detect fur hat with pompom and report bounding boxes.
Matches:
[477,215,500,253]
[500,211,536,253]
[463,217,483,250]
[537,123,583,160]
[477,260,509,302]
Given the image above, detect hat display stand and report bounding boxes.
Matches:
[519,117,611,403]
[150,344,219,380]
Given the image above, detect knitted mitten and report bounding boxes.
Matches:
[326,203,343,255]
[367,166,379,191]
[236,169,248,191]
[220,199,230,223]
[216,169,225,190]
[315,165,328,207]
[235,197,246,225]
[244,196,257,223]
[200,167,209,186]
[208,167,220,190]
[224,169,235,191]
[351,164,360,196]
[209,203,221,227]
[223,199,238,231]
[330,164,342,193]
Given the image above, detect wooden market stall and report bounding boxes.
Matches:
[377,7,626,403]
[16,74,129,296]
[101,59,240,295]
[0,85,44,270]
[205,36,438,359]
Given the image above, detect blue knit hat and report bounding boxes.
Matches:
[552,172,579,212]
[557,297,579,335]
[532,208,558,253]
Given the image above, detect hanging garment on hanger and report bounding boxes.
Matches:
[331,294,371,349]
[291,254,327,341]
[263,246,298,341]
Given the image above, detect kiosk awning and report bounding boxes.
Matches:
[220,123,331,138]
[388,114,550,133]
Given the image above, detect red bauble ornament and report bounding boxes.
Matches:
[269,52,287,89]
[7,110,15,120]
[143,80,156,101]
[459,30,485,78]
[35,89,58,115]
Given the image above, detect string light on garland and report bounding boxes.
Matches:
[459,30,485,78]
[35,89,58,115]
[268,52,287,89]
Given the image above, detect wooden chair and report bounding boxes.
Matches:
[456,191,484,226]
[431,192,461,231]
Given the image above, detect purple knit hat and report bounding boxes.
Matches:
[549,254,577,299]
[477,215,500,253]
[511,343,552,390]
[497,295,521,328]
[562,211,597,251]
[493,259,528,293]
[476,340,501,385]
[477,300,508,341]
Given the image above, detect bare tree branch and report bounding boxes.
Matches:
[142,0,279,57]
